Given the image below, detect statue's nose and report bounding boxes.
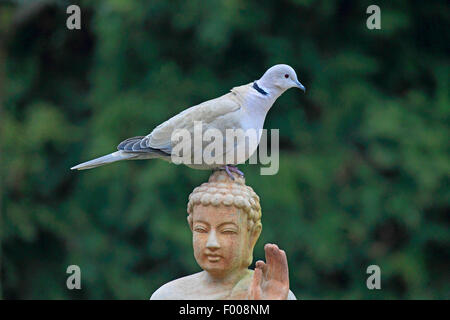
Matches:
[206,230,220,249]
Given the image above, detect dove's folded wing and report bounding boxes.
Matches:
[144,91,244,153]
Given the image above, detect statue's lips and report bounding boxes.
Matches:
[205,254,221,262]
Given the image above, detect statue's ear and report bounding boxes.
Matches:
[249,223,262,249]
[187,215,193,231]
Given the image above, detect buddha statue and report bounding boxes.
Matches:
[150,171,296,300]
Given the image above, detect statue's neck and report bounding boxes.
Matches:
[201,268,251,289]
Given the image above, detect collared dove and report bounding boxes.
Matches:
[71,64,305,177]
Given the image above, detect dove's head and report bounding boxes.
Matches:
[257,64,305,96]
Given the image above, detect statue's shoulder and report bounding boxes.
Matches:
[150,272,203,300]
[288,290,297,300]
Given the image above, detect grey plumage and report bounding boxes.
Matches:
[70,64,305,171]
[70,151,138,170]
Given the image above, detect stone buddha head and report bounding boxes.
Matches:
[187,171,262,278]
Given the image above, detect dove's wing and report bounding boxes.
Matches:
[143,89,246,153]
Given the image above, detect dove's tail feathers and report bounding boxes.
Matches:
[71,151,139,170]
[117,136,146,151]
[117,136,171,155]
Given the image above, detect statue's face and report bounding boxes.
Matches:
[191,204,253,278]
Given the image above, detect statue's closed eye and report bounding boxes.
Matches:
[222,229,238,234]
[194,226,208,233]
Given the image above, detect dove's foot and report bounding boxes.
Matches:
[218,165,244,180]
[228,165,244,177]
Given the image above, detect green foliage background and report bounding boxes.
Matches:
[0,0,448,299]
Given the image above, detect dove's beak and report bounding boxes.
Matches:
[295,80,306,92]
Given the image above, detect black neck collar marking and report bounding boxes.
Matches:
[253,82,268,96]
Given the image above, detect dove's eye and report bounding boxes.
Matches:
[284,74,289,78]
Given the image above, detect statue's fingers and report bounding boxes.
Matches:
[268,244,281,276]
[277,249,289,283]
[249,266,263,299]
[255,260,267,279]
[270,245,284,278]
[268,245,287,282]
[254,266,263,285]
[264,243,276,273]
[255,260,265,269]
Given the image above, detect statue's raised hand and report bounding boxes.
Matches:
[248,243,289,300]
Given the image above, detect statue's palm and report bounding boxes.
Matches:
[248,244,289,300]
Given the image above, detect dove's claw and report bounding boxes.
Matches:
[228,165,244,177]
[218,165,244,180]
[224,165,235,180]
[216,165,241,180]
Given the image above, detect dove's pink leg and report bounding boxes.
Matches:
[228,165,244,177]
[218,165,244,180]
[224,165,234,180]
